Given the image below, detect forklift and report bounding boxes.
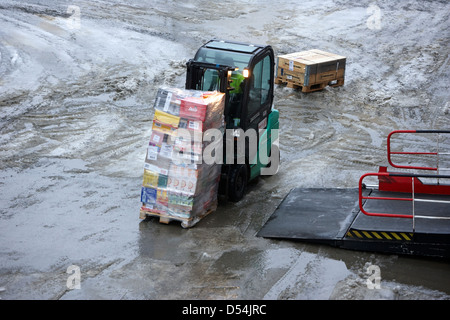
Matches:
[185,39,280,201]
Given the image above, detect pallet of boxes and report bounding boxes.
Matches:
[275,49,346,92]
[139,88,225,228]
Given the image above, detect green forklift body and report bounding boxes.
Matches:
[185,40,279,200]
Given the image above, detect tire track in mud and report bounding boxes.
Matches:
[275,87,381,183]
[274,75,449,190]
[0,2,187,174]
[1,104,148,175]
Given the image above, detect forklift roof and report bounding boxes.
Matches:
[204,40,261,54]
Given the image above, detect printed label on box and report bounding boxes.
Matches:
[163,91,173,112]
[147,145,159,161]
[180,99,207,121]
[183,178,197,195]
[144,203,154,210]
[158,174,168,188]
[143,169,159,188]
[188,120,201,131]
[156,188,168,206]
[169,191,194,208]
[154,109,180,128]
[154,89,170,110]
[159,143,173,159]
[144,163,169,176]
[154,89,181,116]
[150,131,164,146]
[152,121,177,136]
[141,187,157,204]
[173,177,182,191]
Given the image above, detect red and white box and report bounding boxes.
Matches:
[180,98,207,122]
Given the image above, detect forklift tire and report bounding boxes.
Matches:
[228,164,248,202]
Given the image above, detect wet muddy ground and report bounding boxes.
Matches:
[0,0,449,300]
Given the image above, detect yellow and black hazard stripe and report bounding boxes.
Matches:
[346,228,413,241]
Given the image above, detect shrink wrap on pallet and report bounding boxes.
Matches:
[140,87,225,227]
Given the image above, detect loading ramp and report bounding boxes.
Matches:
[258,130,450,259]
[258,184,450,259]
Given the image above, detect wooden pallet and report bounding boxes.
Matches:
[275,77,344,93]
[140,207,214,228]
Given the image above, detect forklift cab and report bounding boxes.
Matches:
[186,40,279,201]
[186,40,275,131]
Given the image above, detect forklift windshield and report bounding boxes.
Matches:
[194,47,251,91]
[194,47,252,71]
[194,46,253,126]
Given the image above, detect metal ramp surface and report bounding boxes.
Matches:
[257,187,450,259]
[257,188,363,242]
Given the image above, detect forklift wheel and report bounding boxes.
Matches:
[228,164,248,202]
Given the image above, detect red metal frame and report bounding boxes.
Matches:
[377,166,450,195]
[387,130,450,171]
[359,171,414,219]
[359,129,450,219]
[359,168,450,219]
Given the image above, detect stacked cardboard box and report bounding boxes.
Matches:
[276,49,346,92]
[139,88,225,227]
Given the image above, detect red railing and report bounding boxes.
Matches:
[358,129,450,231]
[359,171,450,233]
[359,172,450,219]
[359,172,413,219]
[387,130,450,171]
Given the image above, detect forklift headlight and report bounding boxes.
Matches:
[243,68,250,78]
